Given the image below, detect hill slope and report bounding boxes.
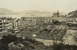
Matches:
[0,8,15,15]
[0,8,53,17]
[68,10,77,17]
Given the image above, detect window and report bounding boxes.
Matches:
[0,29,2,31]
[0,26,2,28]
[0,23,2,25]
[0,20,2,22]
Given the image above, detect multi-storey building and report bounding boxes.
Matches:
[0,17,13,32]
[0,19,4,32]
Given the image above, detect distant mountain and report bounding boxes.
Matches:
[68,10,77,17]
[0,8,15,15]
[18,10,52,14]
[0,8,53,17]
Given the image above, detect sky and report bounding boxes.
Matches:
[0,0,77,13]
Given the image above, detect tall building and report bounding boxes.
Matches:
[0,17,13,32]
[0,19,4,32]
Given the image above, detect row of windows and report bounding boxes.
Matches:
[66,18,77,22]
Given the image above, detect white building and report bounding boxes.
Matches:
[63,29,77,45]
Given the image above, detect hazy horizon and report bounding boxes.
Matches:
[0,0,77,13]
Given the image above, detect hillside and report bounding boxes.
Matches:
[0,8,15,15]
[68,10,77,17]
[0,8,53,17]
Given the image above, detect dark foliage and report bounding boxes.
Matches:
[0,34,44,50]
[53,43,77,50]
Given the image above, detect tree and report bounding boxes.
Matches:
[21,17,26,21]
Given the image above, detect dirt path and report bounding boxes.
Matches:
[35,38,61,46]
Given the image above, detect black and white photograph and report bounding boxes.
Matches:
[0,0,77,50]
